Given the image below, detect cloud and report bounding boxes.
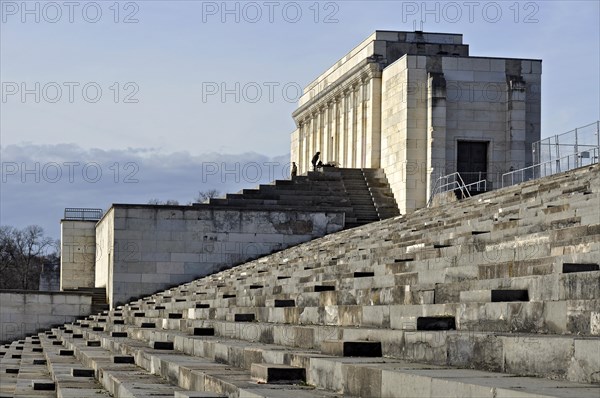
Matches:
[0,143,291,239]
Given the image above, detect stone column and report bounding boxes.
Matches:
[329,102,335,163]
[367,74,382,168]
[332,98,339,165]
[355,81,364,168]
[361,79,369,168]
[305,117,311,173]
[348,85,357,168]
[426,72,447,200]
[298,122,305,174]
[301,121,308,174]
[340,91,348,167]
[321,103,330,163]
[316,109,323,157]
[310,113,317,168]
[318,107,325,161]
[506,76,527,171]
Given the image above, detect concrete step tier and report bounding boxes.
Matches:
[2,163,599,396]
[205,167,399,229]
[50,324,600,397]
[79,300,600,382]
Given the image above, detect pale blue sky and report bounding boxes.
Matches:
[1,0,599,238]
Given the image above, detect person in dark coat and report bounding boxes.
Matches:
[291,162,297,178]
[311,152,321,171]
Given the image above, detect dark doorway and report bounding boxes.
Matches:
[457,141,488,191]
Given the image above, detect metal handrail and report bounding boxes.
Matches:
[427,123,599,200]
[64,208,103,221]
[428,172,489,207]
[463,179,488,192]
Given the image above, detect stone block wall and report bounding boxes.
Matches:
[60,220,97,290]
[381,54,541,213]
[442,56,542,176]
[380,56,413,212]
[96,205,344,307]
[0,291,92,343]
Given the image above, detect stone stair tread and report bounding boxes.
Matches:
[237,386,345,397]
[64,319,600,397]
[66,318,600,386]
[6,165,600,396]
[57,327,343,397]
[309,358,600,397]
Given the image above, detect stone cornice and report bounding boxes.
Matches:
[292,61,382,126]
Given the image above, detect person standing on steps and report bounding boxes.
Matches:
[311,152,321,171]
[291,162,297,178]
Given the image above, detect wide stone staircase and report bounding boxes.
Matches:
[63,287,110,315]
[1,163,599,397]
[207,168,400,229]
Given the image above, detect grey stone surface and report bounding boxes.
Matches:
[96,205,345,307]
[61,220,97,290]
[0,291,91,343]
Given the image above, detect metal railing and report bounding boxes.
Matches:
[454,172,503,191]
[427,123,599,202]
[63,208,103,221]
[502,146,600,187]
[427,172,488,207]
[533,121,600,165]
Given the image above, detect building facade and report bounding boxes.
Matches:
[291,31,541,213]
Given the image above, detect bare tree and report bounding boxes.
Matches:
[195,189,221,203]
[0,226,15,276]
[0,225,55,290]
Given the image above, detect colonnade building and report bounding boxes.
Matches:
[290,31,541,213]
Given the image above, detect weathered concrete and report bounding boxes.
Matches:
[60,220,97,290]
[0,291,91,343]
[96,205,344,307]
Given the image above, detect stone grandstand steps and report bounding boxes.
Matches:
[42,332,187,397]
[0,334,112,398]
[62,287,109,315]
[52,327,343,397]
[208,167,398,230]
[114,294,598,335]
[3,163,599,396]
[40,335,109,397]
[51,320,598,396]
[338,168,382,226]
